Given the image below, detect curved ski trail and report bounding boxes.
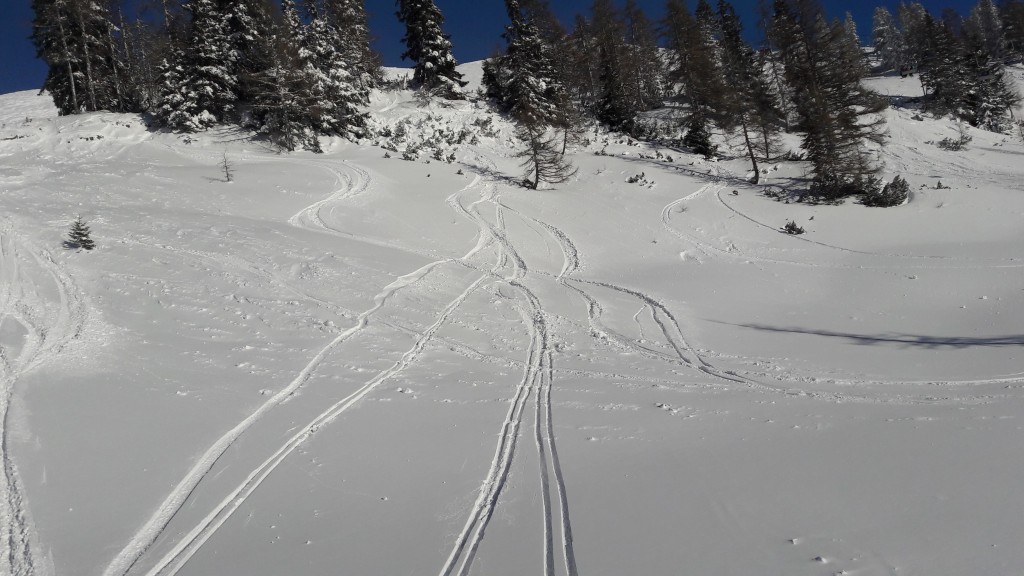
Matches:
[0,227,88,576]
[106,163,497,576]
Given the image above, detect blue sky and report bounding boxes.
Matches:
[2,0,977,96]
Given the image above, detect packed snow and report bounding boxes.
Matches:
[1,63,1023,576]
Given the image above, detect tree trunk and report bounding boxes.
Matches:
[55,9,79,112]
[740,117,760,184]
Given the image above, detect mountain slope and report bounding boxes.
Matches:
[1,64,1023,576]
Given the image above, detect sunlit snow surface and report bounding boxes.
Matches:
[1,64,1023,576]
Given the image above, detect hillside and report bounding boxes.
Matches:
[1,63,1023,576]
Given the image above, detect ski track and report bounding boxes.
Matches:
[107,160,500,576]
[437,168,587,576]
[662,180,1021,270]
[0,225,88,576]
[144,272,492,576]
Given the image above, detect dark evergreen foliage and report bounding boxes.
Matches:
[863,175,909,207]
[769,0,887,200]
[484,0,568,128]
[66,216,95,250]
[683,114,717,158]
[396,0,466,98]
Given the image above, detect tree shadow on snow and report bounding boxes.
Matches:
[730,322,1024,349]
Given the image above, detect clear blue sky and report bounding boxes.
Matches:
[1,0,977,95]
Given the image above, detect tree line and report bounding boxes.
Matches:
[31,0,1022,196]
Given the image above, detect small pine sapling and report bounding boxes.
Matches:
[66,216,96,250]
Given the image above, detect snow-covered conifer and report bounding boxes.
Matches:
[66,216,95,250]
[396,0,467,99]
[486,0,567,128]
[324,0,381,89]
[156,0,237,131]
[32,0,124,114]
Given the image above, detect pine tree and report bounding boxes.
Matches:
[249,0,325,151]
[1001,0,1024,59]
[32,0,124,114]
[396,0,467,99]
[323,0,381,90]
[966,0,1006,62]
[302,3,370,139]
[872,6,908,73]
[621,0,665,114]
[156,0,237,131]
[664,0,724,129]
[219,0,277,105]
[486,0,568,128]
[66,216,95,250]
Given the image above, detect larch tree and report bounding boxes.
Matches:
[716,0,782,182]
[769,0,887,199]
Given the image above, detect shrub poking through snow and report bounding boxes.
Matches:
[66,216,96,250]
[937,122,972,151]
[782,220,805,235]
[864,175,909,207]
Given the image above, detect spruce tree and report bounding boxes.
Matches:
[219,0,277,105]
[872,7,908,73]
[67,216,95,250]
[32,0,123,114]
[486,0,567,128]
[302,6,370,139]
[664,0,724,131]
[156,0,237,131]
[396,0,467,99]
[324,0,381,90]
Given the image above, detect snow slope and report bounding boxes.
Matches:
[1,64,1023,576]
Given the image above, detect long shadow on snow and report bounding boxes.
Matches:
[732,323,1024,349]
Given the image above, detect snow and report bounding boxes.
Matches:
[1,63,1023,576]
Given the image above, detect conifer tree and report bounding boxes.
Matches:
[1001,0,1024,59]
[872,6,908,73]
[515,123,578,190]
[220,0,277,105]
[396,0,467,99]
[249,0,324,151]
[32,0,124,114]
[486,0,568,128]
[66,216,95,250]
[621,0,665,114]
[966,0,1006,61]
[302,5,370,139]
[156,0,237,131]
[324,0,382,89]
[770,0,886,199]
[664,0,724,131]
[717,0,782,182]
